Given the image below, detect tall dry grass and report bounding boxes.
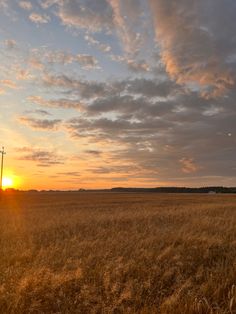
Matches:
[0,192,236,313]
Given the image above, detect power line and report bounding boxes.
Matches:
[0,147,6,190]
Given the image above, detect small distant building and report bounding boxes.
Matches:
[208,191,217,194]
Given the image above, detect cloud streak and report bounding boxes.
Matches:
[28,96,84,110]
[18,147,64,167]
[57,0,113,32]
[29,13,50,24]
[18,116,61,130]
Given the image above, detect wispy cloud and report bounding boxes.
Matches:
[18,116,61,130]
[24,109,51,116]
[108,0,142,54]
[18,1,32,11]
[28,95,84,110]
[42,72,107,99]
[56,0,113,32]
[85,35,111,53]
[179,158,199,174]
[18,147,64,167]
[29,12,50,24]
[0,79,17,89]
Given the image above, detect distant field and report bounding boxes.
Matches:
[1,192,236,313]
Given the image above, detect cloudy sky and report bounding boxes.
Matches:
[0,0,236,189]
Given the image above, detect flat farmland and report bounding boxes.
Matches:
[1,192,236,313]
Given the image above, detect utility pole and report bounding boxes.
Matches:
[0,147,6,190]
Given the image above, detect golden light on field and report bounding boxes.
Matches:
[2,176,14,189]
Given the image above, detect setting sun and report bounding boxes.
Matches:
[2,177,14,189]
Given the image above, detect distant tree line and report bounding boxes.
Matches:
[1,186,236,193]
[111,187,236,193]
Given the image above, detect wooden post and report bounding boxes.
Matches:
[0,147,6,190]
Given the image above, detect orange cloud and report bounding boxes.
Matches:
[0,79,17,89]
[179,158,198,174]
[149,0,236,97]
[108,0,142,55]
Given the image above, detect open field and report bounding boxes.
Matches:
[1,192,236,313]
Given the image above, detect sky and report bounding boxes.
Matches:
[0,0,236,190]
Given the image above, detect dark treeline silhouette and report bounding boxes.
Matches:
[111,187,236,193]
[1,186,236,193]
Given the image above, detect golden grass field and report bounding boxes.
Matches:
[1,192,236,314]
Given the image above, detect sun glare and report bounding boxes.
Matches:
[2,177,14,189]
